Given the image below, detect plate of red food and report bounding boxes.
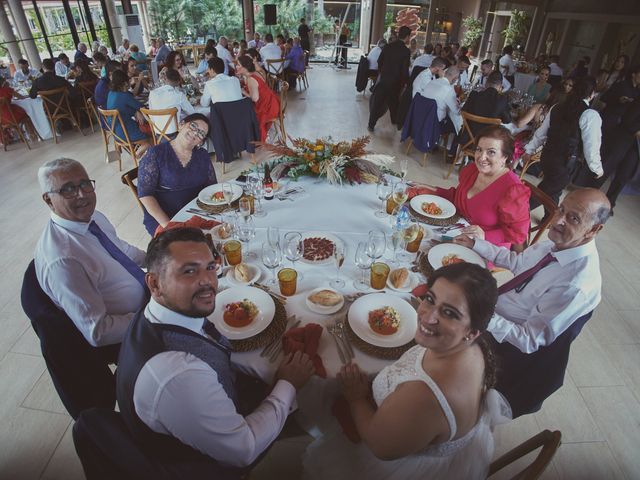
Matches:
[211,286,275,339]
[348,293,417,348]
[409,194,456,219]
[198,183,243,206]
[427,243,485,270]
[299,232,342,265]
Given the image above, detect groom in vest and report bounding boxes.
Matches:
[117,228,314,477]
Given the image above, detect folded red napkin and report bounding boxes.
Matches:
[154,215,220,237]
[412,283,429,298]
[407,186,435,200]
[331,395,361,444]
[282,323,327,378]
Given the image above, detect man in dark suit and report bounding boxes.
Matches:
[29,58,81,115]
[367,25,411,132]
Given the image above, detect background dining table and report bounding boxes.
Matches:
[13,97,53,140]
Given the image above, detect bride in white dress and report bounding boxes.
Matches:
[303,263,511,480]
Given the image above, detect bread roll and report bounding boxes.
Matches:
[390,268,409,289]
[234,263,251,283]
[308,289,342,306]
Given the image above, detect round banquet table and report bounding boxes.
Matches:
[13,97,53,140]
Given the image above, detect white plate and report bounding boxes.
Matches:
[299,232,343,265]
[198,184,243,206]
[410,194,456,219]
[348,293,417,348]
[386,270,420,293]
[211,286,275,340]
[209,224,233,241]
[225,264,261,286]
[305,287,345,314]
[427,243,486,270]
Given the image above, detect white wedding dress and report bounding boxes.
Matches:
[302,345,511,480]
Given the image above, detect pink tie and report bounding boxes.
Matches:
[498,253,557,295]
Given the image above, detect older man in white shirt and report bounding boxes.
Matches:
[412,56,447,98]
[260,33,284,75]
[34,158,146,347]
[200,57,242,107]
[417,65,462,134]
[148,68,196,135]
[248,32,265,50]
[215,36,233,75]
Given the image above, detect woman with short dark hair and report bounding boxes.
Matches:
[106,69,150,152]
[158,51,192,86]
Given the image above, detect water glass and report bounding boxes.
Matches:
[283,231,304,280]
[376,179,392,218]
[238,196,251,218]
[354,241,373,291]
[261,242,282,286]
[367,230,386,261]
[222,183,234,206]
[236,216,256,260]
[267,226,280,249]
[330,244,346,289]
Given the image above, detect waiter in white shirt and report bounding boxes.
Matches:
[116,228,314,476]
[215,36,234,75]
[499,45,516,85]
[260,33,284,75]
[200,57,243,107]
[418,65,463,134]
[412,56,447,98]
[148,69,196,135]
[475,59,511,91]
[34,158,147,347]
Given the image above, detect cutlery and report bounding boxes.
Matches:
[268,318,302,363]
[435,223,465,234]
[254,283,287,303]
[262,317,300,358]
[335,317,354,360]
[328,325,347,364]
[187,208,219,219]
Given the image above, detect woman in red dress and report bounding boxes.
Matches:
[236,55,280,142]
[0,77,28,124]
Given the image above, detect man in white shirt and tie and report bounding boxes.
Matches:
[34,158,147,347]
[116,227,314,475]
[200,57,242,107]
[417,65,462,134]
[260,33,284,75]
[248,32,265,50]
[215,36,233,75]
[148,69,196,135]
[474,59,511,91]
[412,56,447,98]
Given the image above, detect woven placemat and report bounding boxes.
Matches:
[409,206,461,226]
[196,198,240,215]
[345,319,415,360]
[418,250,435,279]
[229,295,287,352]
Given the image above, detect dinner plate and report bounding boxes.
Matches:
[348,293,417,348]
[409,194,456,219]
[305,287,345,314]
[386,269,420,293]
[299,232,343,265]
[211,286,275,340]
[198,184,243,206]
[427,243,486,270]
[225,264,261,286]
[209,224,234,241]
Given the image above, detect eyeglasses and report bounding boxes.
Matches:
[188,121,208,140]
[47,180,96,199]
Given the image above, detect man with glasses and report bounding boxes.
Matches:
[34,158,147,347]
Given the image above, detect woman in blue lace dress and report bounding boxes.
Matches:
[137,113,216,235]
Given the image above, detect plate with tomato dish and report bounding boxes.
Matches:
[348,293,417,348]
[198,183,243,206]
[409,194,456,219]
[211,286,275,339]
[427,243,485,270]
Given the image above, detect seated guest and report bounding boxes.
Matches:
[236,55,280,142]
[93,51,108,77]
[475,59,511,91]
[73,59,98,85]
[245,48,268,81]
[248,32,264,50]
[456,55,472,88]
[412,56,447,98]
[154,38,171,67]
[418,66,463,135]
[527,67,551,104]
[303,263,510,480]
[126,58,149,96]
[117,38,130,57]
[29,58,79,110]
[238,39,248,58]
[35,158,147,346]
[368,38,386,75]
[98,45,111,59]
[75,42,93,64]
[463,72,512,125]
[547,55,564,88]
[498,45,516,86]
[14,58,40,83]
[200,57,242,107]
[55,53,72,79]
[195,46,217,76]
[106,69,150,153]
[276,34,287,56]
[284,37,305,89]
[148,68,196,135]
[0,76,28,122]
[94,60,121,109]
[128,44,147,71]
[117,228,314,475]
[147,38,158,57]
[569,57,589,79]
[158,51,192,86]
[418,126,530,249]
[260,33,284,75]
[137,114,214,234]
[216,36,234,75]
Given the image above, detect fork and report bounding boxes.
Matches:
[335,317,354,360]
[328,323,348,364]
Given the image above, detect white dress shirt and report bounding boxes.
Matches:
[134,298,297,467]
[417,76,462,133]
[260,43,284,74]
[215,44,233,75]
[34,211,146,347]
[148,84,196,135]
[499,54,516,76]
[411,53,434,73]
[473,239,601,353]
[475,74,512,92]
[248,39,265,50]
[458,69,470,88]
[368,46,382,70]
[412,69,434,98]
[200,74,243,107]
[55,62,70,78]
[14,68,40,82]
[548,62,563,76]
[524,100,603,176]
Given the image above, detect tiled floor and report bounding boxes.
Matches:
[1,66,639,479]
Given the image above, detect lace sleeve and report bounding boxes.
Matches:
[137,147,160,198]
[206,151,218,185]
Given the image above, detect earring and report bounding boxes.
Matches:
[463,336,470,342]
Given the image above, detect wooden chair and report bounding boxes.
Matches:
[39,87,83,144]
[76,80,98,133]
[405,132,450,168]
[446,111,502,179]
[524,179,558,246]
[266,80,289,143]
[140,107,178,145]
[302,50,311,88]
[265,59,285,90]
[488,430,561,479]
[93,99,115,164]
[120,167,144,211]
[97,107,147,170]
[0,97,41,151]
[520,151,542,179]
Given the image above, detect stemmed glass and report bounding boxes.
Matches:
[261,242,282,286]
[354,241,373,291]
[399,158,408,181]
[236,216,256,260]
[389,229,404,265]
[267,226,280,249]
[375,178,392,218]
[392,182,408,207]
[220,211,238,240]
[398,218,420,262]
[238,196,251,219]
[248,173,266,218]
[367,229,386,262]
[222,183,234,207]
[330,244,346,289]
[283,231,304,279]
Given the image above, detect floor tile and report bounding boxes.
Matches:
[21,370,69,416]
[567,327,625,388]
[41,422,85,480]
[553,442,626,480]
[0,352,45,418]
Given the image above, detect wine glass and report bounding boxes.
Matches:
[400,158,408,181]
[330,244,346,289]
[238,196,251,219]
[222,183,234,207]
[375,178,392,218]
[367,229,386,262]
[236,216,256,260]
[283,231,304,279]
[267,226,280,249]
[390,229,404,265]
[392,182,408,207]
[220,212,237,239]
[261,242,282,286]
[398,218,420,262]
[354,241,372,291]
[249,175,266,218]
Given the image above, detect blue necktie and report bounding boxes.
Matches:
[88,221,147,289]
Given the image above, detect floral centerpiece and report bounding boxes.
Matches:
[258,136,399,185]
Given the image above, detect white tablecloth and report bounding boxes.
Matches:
[513,72,537,92]
[13,97,53,140]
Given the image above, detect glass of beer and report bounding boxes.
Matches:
[223,240,242,266]
[370,262,390,290]
[406,226,424,253]
[278,268,298,296]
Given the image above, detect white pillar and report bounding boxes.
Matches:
[0,2,23,66]
[6,0,41,65]
[137,0,151,50]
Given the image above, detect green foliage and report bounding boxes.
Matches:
[502,9,529,48]
[312,11,335,34]
[461,15,483,48]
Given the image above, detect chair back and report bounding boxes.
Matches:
[0,96,35,151]
[458,111,503,154]
[265,58,285,75]
[523,179,558,245]
[121,167,144,211]
[209,97,260,164]
[97,106,144,168]
[395,67,429,129]
[491,311,593,418]
[488,430,561,479]
[20,261,119,419]
[140,107,178,144]
[39,87,82,142]
[0,96,21,126]
[400,94,441,152]
[77,80,99,132]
